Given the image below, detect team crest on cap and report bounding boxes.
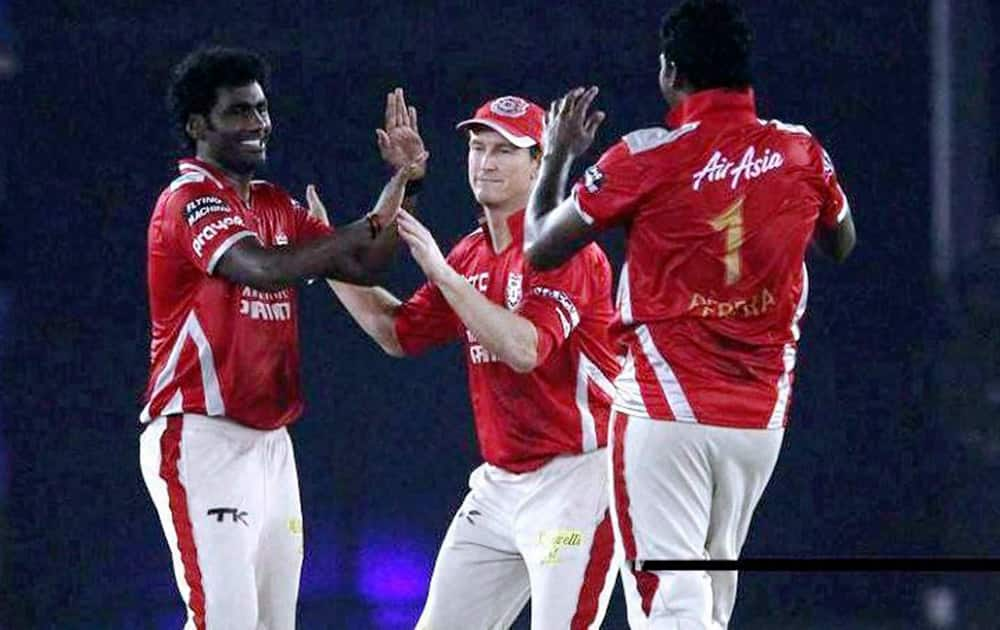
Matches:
[490,96,530,118]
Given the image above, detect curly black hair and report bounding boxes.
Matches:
[660,0,753,91]
[167,46,270,150]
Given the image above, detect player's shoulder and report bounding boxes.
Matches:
[620,122,702,156]
[445,223,487,261]
[156,170,230,218]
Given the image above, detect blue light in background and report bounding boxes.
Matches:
[357,526,433,604]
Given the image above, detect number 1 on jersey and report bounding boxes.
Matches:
[710,197,745,285]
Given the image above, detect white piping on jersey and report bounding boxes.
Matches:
[179,162,225,189]
[140,311,226,422]
[622,122,700,155]
[767,263,809,429]
[161,389,184,417]
[635,324,698,423]
[576,354,617,452]
[206,231,256,275]
[836,184,851,224]
[616,262,633,326]
[611,349,650,418]
[758,118,813,137]
[169,172,206,192]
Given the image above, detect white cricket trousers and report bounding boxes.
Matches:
[609,413,784,630]
[415,448,621,630]
[140,414,304,630]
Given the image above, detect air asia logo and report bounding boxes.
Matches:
[538,529,584,565]
[184,196,230,226]
[208,507,249,526]
[191,215,246,257]
[490,96,530,118]
[505,272,523,310]
[583,165,604,193]
[692,146,784,191]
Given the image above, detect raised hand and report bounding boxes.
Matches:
[396,209,450,284]
[377,88,428,180]
[543,86,606,159]
[305,184,331,227]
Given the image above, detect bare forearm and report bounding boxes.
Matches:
[525,150,581,270]
[218,227,384,292]
[435,267,538,373]
[327,280,404,356]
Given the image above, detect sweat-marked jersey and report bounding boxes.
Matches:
[571,88,850,429]
[142,158,331,429]
[394,210,621,473]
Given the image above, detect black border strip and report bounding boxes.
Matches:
[640,558,1000,572]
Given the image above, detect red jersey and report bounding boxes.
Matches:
[572,89,850,429]
[394,210,621,473]
[141,158,332,429]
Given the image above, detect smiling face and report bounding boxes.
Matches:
[466,127,539,213]
[190,82,272,176]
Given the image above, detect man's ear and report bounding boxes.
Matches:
[186,114,207,143]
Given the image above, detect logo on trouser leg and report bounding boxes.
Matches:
[207,507,249,526]
[538,529,584,565]
[458,509,482,525]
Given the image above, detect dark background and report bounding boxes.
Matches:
[1,1,998,628]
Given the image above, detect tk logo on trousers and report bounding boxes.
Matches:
[208,507,249,526]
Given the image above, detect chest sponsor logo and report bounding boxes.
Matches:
[184,196,231,226]
[239,286,292,321]
[192,215,246,257]
[538,529,585,565]
[505,272,523,310]
[465,271,489,293]
[692,146,784,191]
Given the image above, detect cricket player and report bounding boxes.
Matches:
[522,1,857,628]
[310,96,622,628]
[139,47,425,629]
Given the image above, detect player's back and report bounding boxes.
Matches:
[574,89,848,428]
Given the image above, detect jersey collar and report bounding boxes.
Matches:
[178,157,239,195]
[482,208,526,254]
[665,88,758,129]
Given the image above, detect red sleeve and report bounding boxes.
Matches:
[518,244,611,364]
[163,186,256,275]
[393,242,470,355]
[571,140,646,229]
[816,144,851,229]
[393,281,463,356]
[290,196,334,243]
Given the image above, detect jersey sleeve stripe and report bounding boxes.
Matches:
[205,231,256,275]
[635,324,699,423]
[835,185,851,224]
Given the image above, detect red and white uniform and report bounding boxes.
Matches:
[573,88,849,430]
[140,158,329,630]
[395,210,621,472]
[142,158,331,429]
[573,89,851,630]
[399,210,623,630]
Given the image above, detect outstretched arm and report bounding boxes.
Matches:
[524,86,606,270]
[397,210,539,373]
